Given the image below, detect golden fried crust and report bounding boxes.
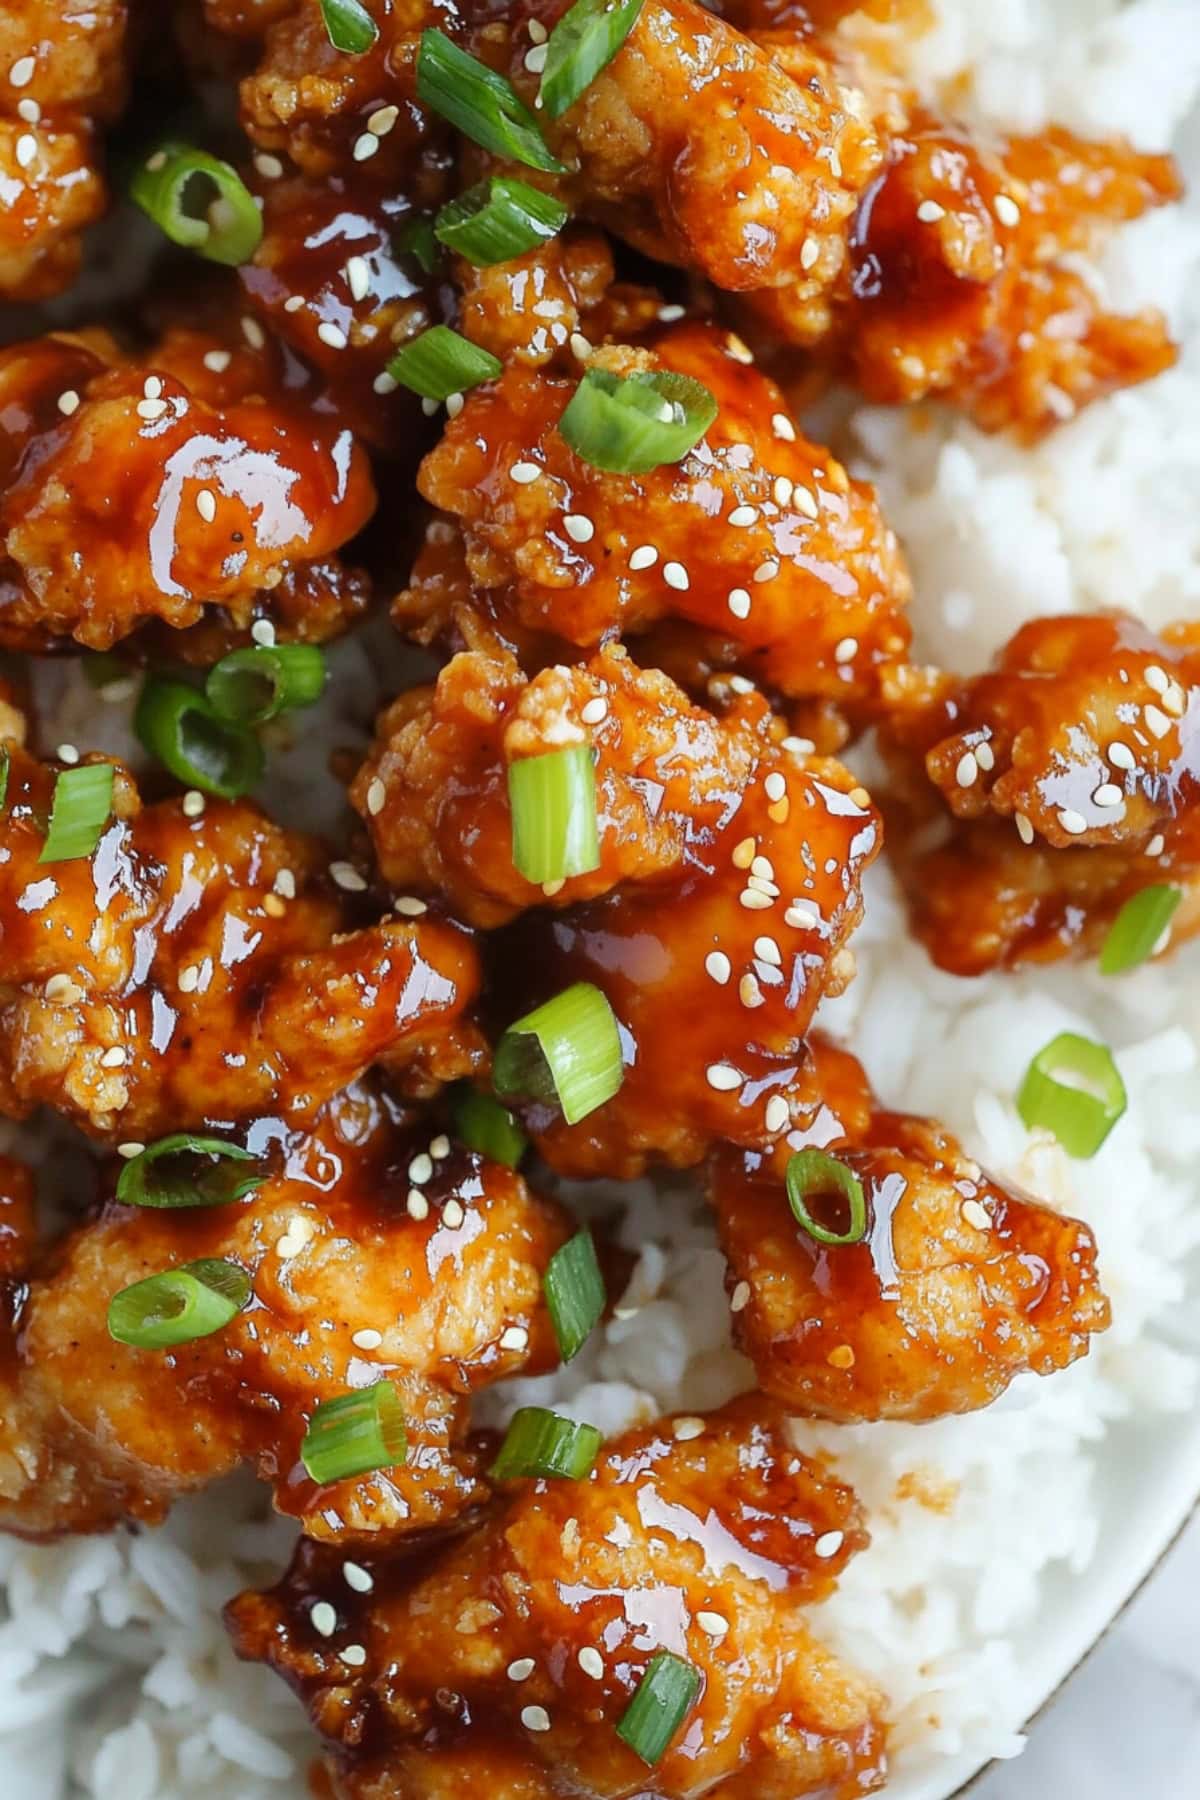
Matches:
[416,320,911,709]
[0,743,480,1141]
[0,1100,568,1541]
[712,1038,1111,1422]
[226,1398,888,1800]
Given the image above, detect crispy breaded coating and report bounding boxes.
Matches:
[712,1037,1111,1422]
[0,320,375,652]
[0,741,481,1141]
[227,1398,888,1799]
[0,1096,567,1540]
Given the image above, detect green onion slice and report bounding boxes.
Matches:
[416,30,565,174]
[452,1086,528,1168]
[39,763,114,863]
[107,1258,251,1350]
[785,1149,868,1247]
[206,645,327,726]
[491,1406,602,1480]
[1099,884,1182,975]
[494,982,623,1125]
[131,143,263,267]
[396,215,439,274]
[541,0,646,119]
[385,326,502,402]
[559,368,717,474]
[135,678,264,799]
[117,1133,264,1209]
[434,176,568,268]
[616,1651,702,1767]
[300,1380,407,1485]
[543,1228,606,1361]
[508,744,600,885]
[1017,1031,1127,1159]
[319,0,379,54]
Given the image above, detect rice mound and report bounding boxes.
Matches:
[4,2,1200,1794]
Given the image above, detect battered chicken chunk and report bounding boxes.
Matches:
[415,321,911,713]
[711,1037,1110,1422]
[0,2,130,298]
[882,613,1200,972]
[227,1397,888,1799]
[0,320,374,652]
[0,741,480,1141]
[0,1093,567,1540]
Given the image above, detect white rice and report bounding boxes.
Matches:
[5,1,1200,1793]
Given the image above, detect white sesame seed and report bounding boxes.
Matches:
[254,152,284,180]
[528,18,548,41]
[137,398,168,421]
[673,1417,705,1441]
[731,1279,751,1312]
[510,461,541,484]
[739,972,764,1008]
[772,412,796,442]
[1092,784,1123,808]
[317,321,349,350]
[283,294,305,313]
[956,751,978,788]
[143,376,163,400]
[1144,703,1172,739]
[345,255,371,303]
[352,1328,383,1351]
[203,349,232,373]
[725,333,754,365]
[242,317,266,350]
[57,389,80,416]
[311,1601,337,1637]
[522,1705,551,1733]
[395,896,427,916]
[330,861,367,892]
[430,1134,451,1160]
[177,965,200,995]
[343,1561,374,1593]
[727,588,751,620]
[366,778,387,816]
[564,513,594,543]
[753,559,779,583]
[663,561,689,591]
[1144,664,1169,695]
[629,544,658,570]
[56,742,80,765]
[755,933,782,965]
[251,618,276,647]
[916,199,946,223]
[368,105,400,137]
[182,790,206,818]
[578,1647,604,1678]
[580,696,607,725]
[500,1325,529,1351]
[373,370,398,395]
[442,1199,465,1230]
[696,1610,729,1637]
[145,151,168,172]
[751,854,775,880]
[15,133,36,170]
[196,488,217,523]
[834,636,858,665]
[962,1198,991,1231]
[994,194,1021,227]
[765,1094,790,1133]
[353,131,380,162]
[409,1153,434,1184]
[524,41,548,71]
[785,902,820,928]
[706,1063,743,1091]
[792,486,819,521]
[740,888,774,910]
[45,973,83,1004]
[446,391,464,419]
[773,476,794,507]
[1015,811,1035,844]
[406,1189,429,1221]
[1146,834,1166,858]
[728,504,757,527]
[728,675,754,694]
[705,951,731,985]
[1058,808,1088,835]
[10,57,35,88]
[782,737,813,757]
[569,331,592,361]
[508,1659,536,1682]
[800,235,820,270]
[117,1141,145,1160]
[657,303,686,322]
[16,97,39,123]
[814,1531,844,1559]
[542,877,565,898]
[974,740,995,772]
[341,1644,367,1668]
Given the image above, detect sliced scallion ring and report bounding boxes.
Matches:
[508,743,599,885]
[130,143,263,267]
[451,1086,528,1168]
[559,367,717,474]
[785,1148,868,1247]
[39,763,114,863]
[434,176,568,268]
[493,982,623,1125]
[616,1650,702,1766]
[541,0,646,120]
[1099,884,1182,975]
[300,1380,407,1485]
[107,1258,251,1350]
[116,1134,265,1209]
[206,645,327,726]
[319,0,379,54]
[1017,1031,1127,1158]
[490,1406,602,1480]
[543,1228,605,1362]
[416,30,565,174]
[385,325,502,401]
[135,678,264,799]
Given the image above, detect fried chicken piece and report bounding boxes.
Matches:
[415,321,911,713]
[0,3,130,298]
[0,741,481,1142]
[0,1093,567,1541]
[227,1397,888,1799]
[881,613,1200,972]
[0,319,374,652]
[711,1036,1111,1422]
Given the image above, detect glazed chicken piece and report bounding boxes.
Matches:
[413,320,912,716]
[0,319,374,652]
[881,613,1200,973]
[0,1093,568,1540]
[0,2,131,298]
[711,1036,1110,1422]
[0,740,480,1142]
[227,1397,888,1799]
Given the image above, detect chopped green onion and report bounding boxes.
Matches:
[416,30,565,174]
[494,982,623,1125]
[491,1406,602,1480]
[396,215,439,274]
[508,744,599,885]
[559,368,717,475]
[39,763,114,863]
[1017,1031,1127,1158]
[107,1258,251,1350]
[131,143,263,267]
[616,1651,702,1766]
[319,0,378,54]
[434,176,568,268]
[1099,884,1182,975]
[116,1134,264,1209]
[543,1228,605,1361]
[541,0,646,120]
[385,326,502,402]
[135,678,264,799]
[206,645,327,726]
[300,1380,407,1485]
[452,1086,528,1168]
[785,1149,868,1247]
